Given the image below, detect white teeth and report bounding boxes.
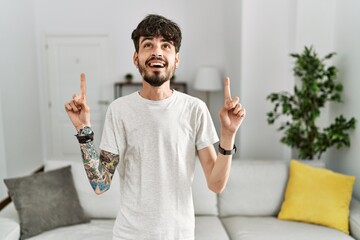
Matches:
[149,62,165,67]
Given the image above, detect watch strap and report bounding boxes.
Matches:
[218,144,237,155]
[75,126,94,144]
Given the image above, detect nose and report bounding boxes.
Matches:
[152,44,163,57]
[151,52,162,58]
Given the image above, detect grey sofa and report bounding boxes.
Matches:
[1,159,360,240]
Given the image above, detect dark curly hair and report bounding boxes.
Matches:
[131,14,182,53]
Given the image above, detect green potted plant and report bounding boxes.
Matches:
[124,73,133,83]
[266,46,356,160]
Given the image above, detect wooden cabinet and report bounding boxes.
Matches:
[114,82,187,99]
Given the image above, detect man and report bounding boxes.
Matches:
[65,14,245,240]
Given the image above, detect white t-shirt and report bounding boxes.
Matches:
[100,90,219,240]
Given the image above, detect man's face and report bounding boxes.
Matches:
[133,36,180,87]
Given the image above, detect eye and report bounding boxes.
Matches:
[143,42,152,49]
[162,43,172,50]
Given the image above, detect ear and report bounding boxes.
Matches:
[175,52,180,68]
[133,51,139,68]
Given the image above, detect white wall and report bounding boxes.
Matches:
[182,0,225,134]
[0,0,43,181]
[33,0,187,83]
[326,0,360,199]
[295,0,336,54]
[0,2,7,200]
[33,0,225,87]
[0,89,7,199]
[223,0,242,156]
[238,0,296,159]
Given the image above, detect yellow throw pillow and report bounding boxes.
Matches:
[278,160,355,234]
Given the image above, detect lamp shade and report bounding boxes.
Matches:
[194,66,222,92]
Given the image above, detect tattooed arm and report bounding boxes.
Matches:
[79,140,119,195]
[65,73,119,194]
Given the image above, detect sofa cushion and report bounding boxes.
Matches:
[4,166,90,240]
[0,217,20,240]
[192,160,218,216]
[222,216,355,240]
[195,216,229,240]
[219,160,288,217]
[278,160,355,234]
[26,219,115,240]
[0,202,20,240]
[350,198,360,239]
[45,159,120,219]
[0,202,19,223]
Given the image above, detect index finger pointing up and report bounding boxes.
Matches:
[80,73,86,98]
[224,77,231,100]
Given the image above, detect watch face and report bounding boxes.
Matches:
[80,126,92,135]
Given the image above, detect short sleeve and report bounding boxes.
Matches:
[195,101,219,150]
[99,105,121,155]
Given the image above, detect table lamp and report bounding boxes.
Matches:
[194,66,222,107]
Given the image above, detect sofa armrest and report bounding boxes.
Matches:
[0,218,20,240]
[0,202,20,240]
[350,197,360,240]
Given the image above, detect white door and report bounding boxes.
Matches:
[45,34,114,160]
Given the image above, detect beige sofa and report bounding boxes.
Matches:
[1,159,360,240]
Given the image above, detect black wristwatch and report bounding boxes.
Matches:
[218,144,237,155]
[75,126,94,144]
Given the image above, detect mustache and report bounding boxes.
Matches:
[145,56,168,66]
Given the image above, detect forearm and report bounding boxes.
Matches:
[205,76,245,193]
[80,141,107,194]
[208,133,236,193]
[208,157,232,193]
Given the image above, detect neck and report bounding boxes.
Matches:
[139,81,173,100]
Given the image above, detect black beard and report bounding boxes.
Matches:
[143,72,169,87]
[137,59,175,87]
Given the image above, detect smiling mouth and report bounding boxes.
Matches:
[146,57,167,69]
[148,62,166,68]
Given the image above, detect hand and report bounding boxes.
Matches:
[64,73,91,131]
[218,77,246,136]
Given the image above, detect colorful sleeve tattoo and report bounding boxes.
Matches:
[79,141,119,194]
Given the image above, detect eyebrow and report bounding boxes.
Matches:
[140,37,174,45]
[140,37,154,44]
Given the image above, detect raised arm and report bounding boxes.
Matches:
[64,73,119,194]
[198,77,246,194]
